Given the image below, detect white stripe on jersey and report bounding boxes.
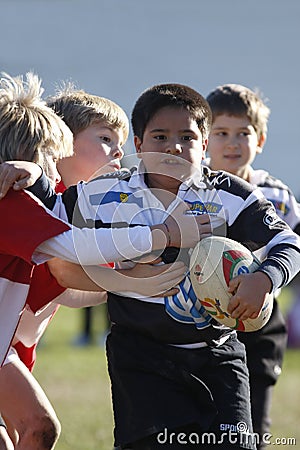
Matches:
[0,278,29,365]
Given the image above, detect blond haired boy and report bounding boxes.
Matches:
[0,71,73,450]
[47,84,128,186]
[46,85,128,345]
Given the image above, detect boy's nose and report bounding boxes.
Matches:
[112,145,124,159]
[51,168,61,189]
[54,169,61,185]
[166,143,183,155]
[226,135,239,147]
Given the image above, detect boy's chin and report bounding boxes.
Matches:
[160,166,200,183]
[147,169,194,187]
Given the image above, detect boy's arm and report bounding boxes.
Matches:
[0,171,212,265]
[47,258,186,298]
[0,161,212,250]
[0,188,152,265]
[227,243,300,320]
[37,203,211,265]
[0,188,210,268]
[54,289,108,308]
[26,171,57,210]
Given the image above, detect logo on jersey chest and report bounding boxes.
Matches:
[89,191,143,208]
[185,200,222,215]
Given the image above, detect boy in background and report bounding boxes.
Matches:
[206,83,300,448]
[12,83,300,449]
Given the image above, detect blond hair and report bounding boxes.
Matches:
[0,72,73,175]
[47,83,129,145]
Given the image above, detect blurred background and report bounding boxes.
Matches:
[1,1,300,449]
[1,0,300,196]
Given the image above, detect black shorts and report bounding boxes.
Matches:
[106,328,255,449]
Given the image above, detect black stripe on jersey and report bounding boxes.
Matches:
[294,222,300,236]
[228,196,290,252]
[61,185,83,225]
[202,167,255,200]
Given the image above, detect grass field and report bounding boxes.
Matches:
[34,291,300,450]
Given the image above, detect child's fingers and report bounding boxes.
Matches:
[151,287,180,298]
[148,262,186,297]
[159,262,187,281]
[0,166,27,198]
[229,303,248,319]
[163,287,180,296]
[0,170,16,198]
[250,311,260,319]
[13,176,32,190]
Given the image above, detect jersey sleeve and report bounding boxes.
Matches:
[26,171,57,210]
[36,225,153,265]
[0,190,70,263]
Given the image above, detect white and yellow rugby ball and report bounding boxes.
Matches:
[190,236,273,332]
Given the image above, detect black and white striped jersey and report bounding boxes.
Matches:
[30,163,300,346]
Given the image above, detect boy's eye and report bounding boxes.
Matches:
[101,136,111,143]
[182,135,193,141]
[153,135,166,140]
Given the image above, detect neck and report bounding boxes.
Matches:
[144,173,179,208]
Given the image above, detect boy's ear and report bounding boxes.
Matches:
[257,133,266,154]
[134,136,143,158]
[201,138,208,160]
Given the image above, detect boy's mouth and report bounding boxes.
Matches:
[224,154,241,159]
[109,162,121,170]
[161,157,182,165]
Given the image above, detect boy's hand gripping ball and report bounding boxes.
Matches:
[190,236,273,332]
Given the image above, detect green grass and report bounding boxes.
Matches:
[34,304,114,450]
[34,290,300,449]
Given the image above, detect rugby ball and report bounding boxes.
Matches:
[190,236,273,332]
